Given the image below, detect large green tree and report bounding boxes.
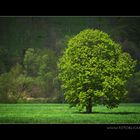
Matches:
[58,29,136,113]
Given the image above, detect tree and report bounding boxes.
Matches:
[23,48,59,98]
[0,63,29,103]
[23,48,40,77]
[58,29,136,113]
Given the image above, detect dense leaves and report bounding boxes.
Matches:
[0,48,61,103]
[58,29,136,112]
[23,48,59,98]
[0,64,27,103]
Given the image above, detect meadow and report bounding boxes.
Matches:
[0,103,140,124]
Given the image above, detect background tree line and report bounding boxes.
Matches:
[0,16,140,103]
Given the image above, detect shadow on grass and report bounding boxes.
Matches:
[74,112,140,115]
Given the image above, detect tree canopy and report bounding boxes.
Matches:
[58,29,136,113]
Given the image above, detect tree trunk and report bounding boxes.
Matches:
[86,99,92,113]
[86,105,92,113]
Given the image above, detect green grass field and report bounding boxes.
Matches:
[0,103,140,124]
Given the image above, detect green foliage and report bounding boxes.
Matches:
[24,48,56,78]
[23,48,38,77]
[0,73,12,102]
[58,29,136,112]
[0,64,27,103]
[0,47,63,103]
[23,48,61,99]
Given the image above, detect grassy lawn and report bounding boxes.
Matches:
[0,103,140,124]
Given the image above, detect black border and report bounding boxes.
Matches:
[0,8,140,16]
[0,124,140,136]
